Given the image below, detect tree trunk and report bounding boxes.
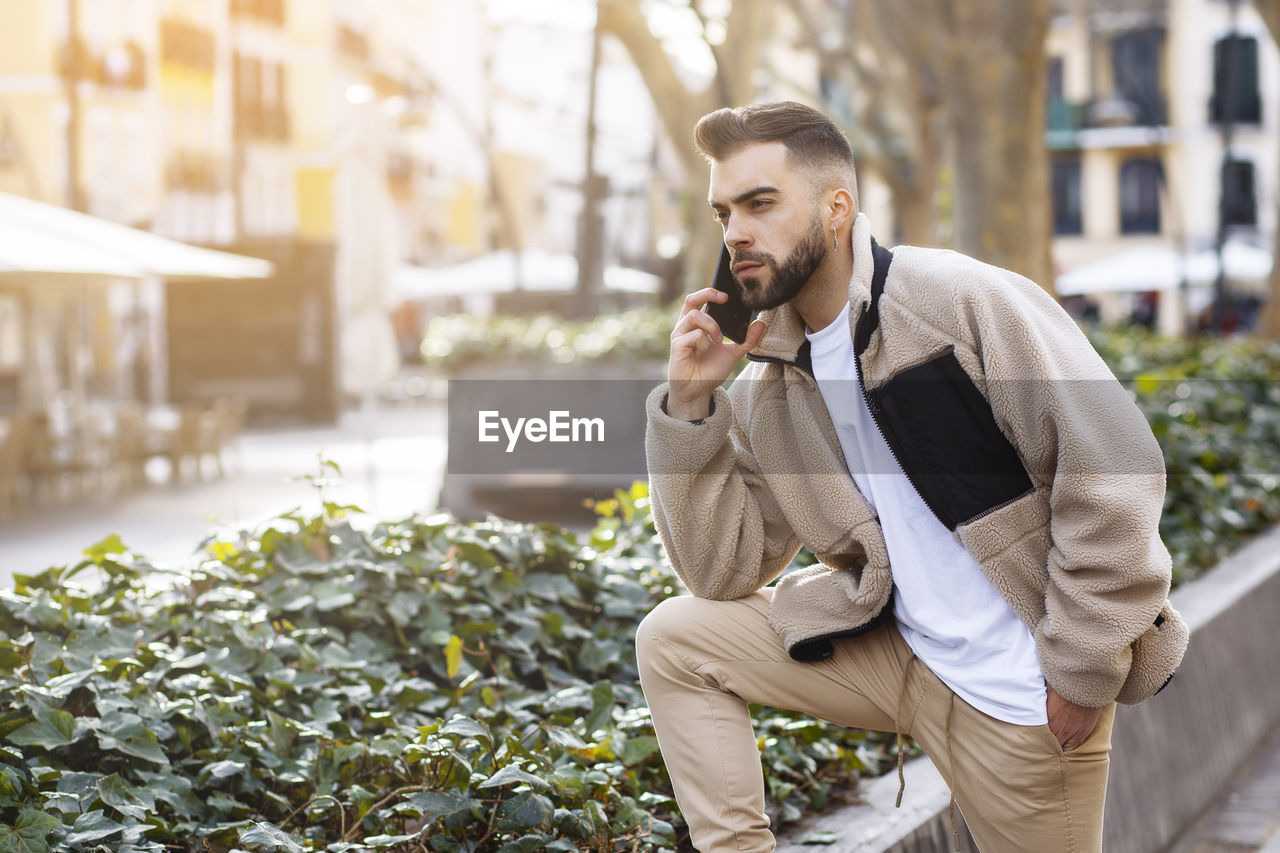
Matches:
[1253,0,1280,338]
[598,0,767,299]
[941,0,1055,293]
[895,181,941,246]
[782,0,946,247]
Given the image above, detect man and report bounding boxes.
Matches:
[639,101,1188,852]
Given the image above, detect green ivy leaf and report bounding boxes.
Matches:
[310,580,356,612]
[621,734,661,766]
[494,791,553,831]
[551,842,588,853]
[96,773,154,821]
[0,809,57,853]
[63,810,124,846]
[440,716,489,742]
[395,791,479,823]
[237,821,304,853]
[0,766,27,809]
[494,835,550,853]
[444,635,463,679]
[5,709,76,750]
[478,764,549,791]
[584,681,615,736]
[94,713,170,767]
[453,541,499,569]
[0,641,25,673]
[82,534,128,563]
[200,759,247,785]
[361,834,420,849]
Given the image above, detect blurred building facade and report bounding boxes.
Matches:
[0,0,484,422]
[1047,0,1279,331]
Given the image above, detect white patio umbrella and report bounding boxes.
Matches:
[0,192,273,279]
[1057,241,1273,296]
[0,221,144,278]
[395,249,660,301]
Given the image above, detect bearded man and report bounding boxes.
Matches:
[639,101,1187,852]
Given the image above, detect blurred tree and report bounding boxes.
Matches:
[598,0,768,299]
[785,0,1053,291]
[606,0,1054,298]
[780,0,946,249]
[1254,0,1280,338]
[941,0,1054,292]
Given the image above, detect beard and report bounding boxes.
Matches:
[731,215,829,311]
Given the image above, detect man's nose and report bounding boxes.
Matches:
[724,218,752,249]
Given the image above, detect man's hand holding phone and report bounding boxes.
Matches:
[666,287,766,421]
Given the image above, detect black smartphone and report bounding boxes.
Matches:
[703,244,754,344]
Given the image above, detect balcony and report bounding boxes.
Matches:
[229,0,285,26]
[1046,96,1084,149]
[1044,93,1171,150]
[160,19,216,74]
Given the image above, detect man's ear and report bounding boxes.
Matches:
[827,187,856,232]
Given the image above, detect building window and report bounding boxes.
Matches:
[230,0,285,25]
[1221,159,1257,226]
[1112,29,1165,126]
[1047,57,1064,100]
[1211,35,1261,124]
[160,19,215,73]
[233,53,288,142]
[1052,160,1083,235]
[1119,158,1161,234]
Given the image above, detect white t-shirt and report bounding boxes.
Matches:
[805,302,1047,726]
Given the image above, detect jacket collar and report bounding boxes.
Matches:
[748,211,880,367]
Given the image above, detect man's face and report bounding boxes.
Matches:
[708,141,829,311]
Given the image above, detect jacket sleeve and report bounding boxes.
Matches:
[958,266,1173,708]
[644,379,802,601]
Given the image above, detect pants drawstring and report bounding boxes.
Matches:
[945,691,960,851]
[896,651,961,852]
[894,653,916,809]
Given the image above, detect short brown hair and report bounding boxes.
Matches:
[694,101,857,201]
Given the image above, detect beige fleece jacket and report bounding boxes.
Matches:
[645,213,1188,708]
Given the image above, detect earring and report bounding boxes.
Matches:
[832,227,838,251]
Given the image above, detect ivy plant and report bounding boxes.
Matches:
[0,484,894,852]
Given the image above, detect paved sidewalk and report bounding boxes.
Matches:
[1166,722,1280,852]
[0,401,446,589]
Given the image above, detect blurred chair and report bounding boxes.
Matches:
[75,405,118,498]
[213,396,249,474]
[166,403,224,481]
[113,404,149,490]
[0,415,29,516]
[26,412,82,503]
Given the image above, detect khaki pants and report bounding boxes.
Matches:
[636,591,1115,853]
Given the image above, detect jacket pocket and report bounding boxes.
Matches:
[1116,600,1189,704]
[869,348,1034,530]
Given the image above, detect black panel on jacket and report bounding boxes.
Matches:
[868,349,1034,530]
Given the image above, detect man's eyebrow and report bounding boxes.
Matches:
[708,186,781,208]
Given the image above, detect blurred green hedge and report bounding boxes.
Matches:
[1090,329,1280,582]
[420,308,675,371]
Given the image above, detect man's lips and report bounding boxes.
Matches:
[734,262,764,276]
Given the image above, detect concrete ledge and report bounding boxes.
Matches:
[778,524,1280,853]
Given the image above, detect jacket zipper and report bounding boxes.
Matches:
[955,484,1036,528]
[852,302,954,529]
[749,303,958,529]
[746,353,808,373]
[746,352,817,386]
